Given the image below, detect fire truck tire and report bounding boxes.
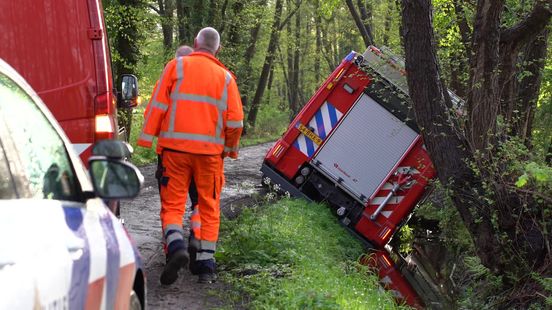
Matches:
[129,290,142,310]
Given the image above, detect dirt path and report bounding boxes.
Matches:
[121,142,273,309]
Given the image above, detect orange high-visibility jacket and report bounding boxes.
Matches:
[138,52,244,158]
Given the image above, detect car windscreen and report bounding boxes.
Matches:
[0,72,78,201]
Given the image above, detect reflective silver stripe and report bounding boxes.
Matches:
[224,146,239,153]
[197,240,217,260]
[200,240,217,251]
[171,93,226,111]
[161,67,232,147]
[160,131,225,145]
[191,222,201,228]
[197,252,214,260]
[143,66,171,132]
[166,232,184,244]
[151,100,168,112]
[192,209,199,216]
[164,224,184,236]
[139,132,154,142]
[221,71,231,112]
[215,72,232,139]
[226,120,243,128]
[169,57,185,133]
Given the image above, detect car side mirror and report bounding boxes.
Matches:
[92,139,133,160]
[88,157,143,200]
[120,74,139,108]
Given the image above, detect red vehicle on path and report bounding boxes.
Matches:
[262,46,462,308]
[0,0,138,163]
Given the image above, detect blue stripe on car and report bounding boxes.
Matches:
[63,207,90,309]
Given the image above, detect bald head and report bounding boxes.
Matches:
[175,45,193,58]
[195,27,220,55]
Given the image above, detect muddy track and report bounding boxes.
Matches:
[120,142,273,309]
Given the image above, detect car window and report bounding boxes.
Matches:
[0,140,16,199]
[0,73,78,201]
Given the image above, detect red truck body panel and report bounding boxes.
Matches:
[263,50,435,247]
[361,250,424,309]
[0,0,117,162]
[261,48,439,306]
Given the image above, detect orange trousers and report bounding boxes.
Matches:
[160,150,224,242]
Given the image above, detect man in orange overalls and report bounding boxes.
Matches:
[138,27,243,285]
[146,44,203,276]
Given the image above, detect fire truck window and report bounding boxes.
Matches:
[0,73,78,201]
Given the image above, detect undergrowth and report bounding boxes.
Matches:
[216,199,404,309]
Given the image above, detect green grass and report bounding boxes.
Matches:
[216,199,403,309]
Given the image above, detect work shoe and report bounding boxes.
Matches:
[188,234,200,275]
[160,249,189,285]
[196,259,217,284]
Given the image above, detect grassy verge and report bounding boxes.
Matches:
[216,199,403,309]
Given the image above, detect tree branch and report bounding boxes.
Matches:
[500,0,552,44]
[148,3,161,15]
[278,0,303,31]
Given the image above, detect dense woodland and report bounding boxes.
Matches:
[103,0,551,308]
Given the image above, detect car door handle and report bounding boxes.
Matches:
[67,244,84,252]
[0,259,15,269]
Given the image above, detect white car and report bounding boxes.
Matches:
[0,58,146,309]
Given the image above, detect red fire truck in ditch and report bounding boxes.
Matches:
[261,46,462,308]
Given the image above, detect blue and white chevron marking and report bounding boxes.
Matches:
[293,101,343,157]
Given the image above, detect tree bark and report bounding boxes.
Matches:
[465,0,504,152]
[247,0,284,129]
[401,0,504,274]
[345,0,373,47]
[241,0,267,113]
[290,0,301,116]
[512,29,550,143]
[314,0,322,83]
[175,0,188,44]
[497,1,552,141]
[383,1,394,46]
[157,0,174,53]
[357,0,374,45]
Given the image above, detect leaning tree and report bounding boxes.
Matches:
[400,0,550,306]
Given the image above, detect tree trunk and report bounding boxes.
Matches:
[247,0,284,129]
[314,0,322,83]
[176,0,188,44]
[357,0,374,45]
[401,0,505,274]
[344,0,373,47]
[291,0,301,116]
[240,1,266,111]
[382,1,393,46]
[513,29,549,144]
[498,2,552,141]
[115,0,142,77]
[218,0,229,35]
[158,0,174,53]
[401,0,551,284]
[465,0,504,152]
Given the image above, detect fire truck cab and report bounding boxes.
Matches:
[261,46,462,308]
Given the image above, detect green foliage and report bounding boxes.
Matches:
[217,199,402,309]
[103,0,156,77]
[128,108,158,166]
[516,162,552,189]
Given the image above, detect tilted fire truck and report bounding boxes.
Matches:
[261,46,462,308]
